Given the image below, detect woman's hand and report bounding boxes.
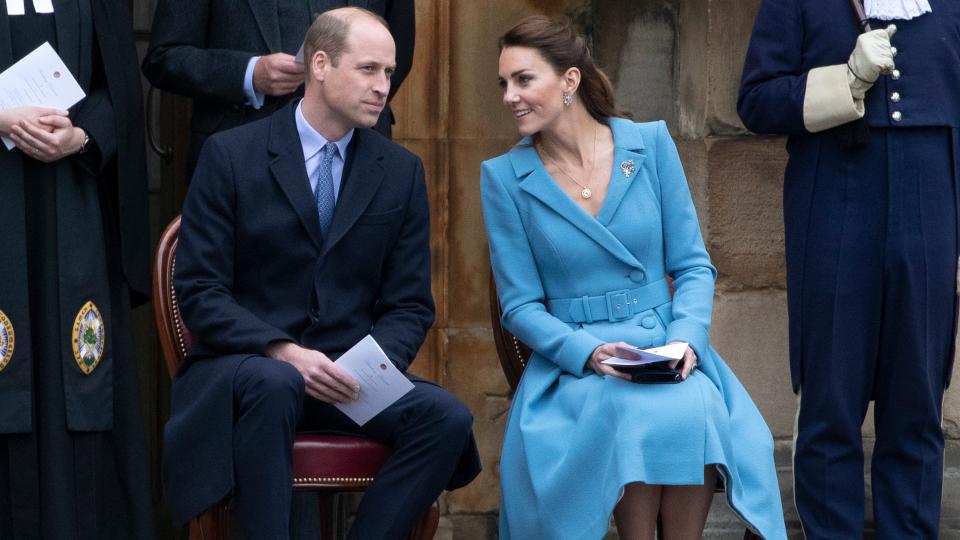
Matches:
[586,341,634,381]
[9,113,86,163]
[669,343,698,380]
[0,106,67,136]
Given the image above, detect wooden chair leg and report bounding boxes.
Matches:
[189,503,232,540]
[318,493,337,540]
[406,501,440,540]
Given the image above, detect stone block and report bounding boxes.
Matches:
[446,513,499,539]
[447,138,517,329]
[392,0,450,141]
[441,328,511,514]
[593,0,677,126]
[705,0,762,134]
[711,289,795,437]
[705,136,788,290]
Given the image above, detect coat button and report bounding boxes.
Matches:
[628,269,646,283]
[891,46,898,57]
[641,316,657,329]
[309,308,320,321]
[891,111,902,122]
[890,92,900,103]
[891,69,901,80]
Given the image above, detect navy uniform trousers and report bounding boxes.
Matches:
[231,356,474,539]
[792,127,957,539]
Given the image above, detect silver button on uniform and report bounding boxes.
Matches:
[890,92,901,103]
[891,46,898,57]
[891,69,901,80]
[892,111,902,122]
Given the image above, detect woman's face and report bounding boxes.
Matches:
[498,46,566,137]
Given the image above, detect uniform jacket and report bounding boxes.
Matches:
[737,0,960,390]
[142,0,414,140]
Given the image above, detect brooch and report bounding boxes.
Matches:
[620,160,635,177]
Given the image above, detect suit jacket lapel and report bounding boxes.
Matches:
[510,139,643,269]
[321,129,385,256]
[268,103,324,251]
[247,0,281,52]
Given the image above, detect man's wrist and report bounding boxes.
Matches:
[266,339,295,361]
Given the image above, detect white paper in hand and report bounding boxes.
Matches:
[603,341,688,368]
[333,335,414,426]
[0,42,85,149]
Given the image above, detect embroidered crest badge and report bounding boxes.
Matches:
[620,159,635,177]
[72,301,105,375]
[0,310,14,373]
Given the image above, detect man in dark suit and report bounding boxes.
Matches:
[738,1,959,537]
[142,0,414,178]
[164,8,480,538]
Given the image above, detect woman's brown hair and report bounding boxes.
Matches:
[499,15,630,123]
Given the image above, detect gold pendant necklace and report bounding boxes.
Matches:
[540,124,599,200]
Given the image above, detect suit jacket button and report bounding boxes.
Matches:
[629,269,645,283]
[641,316,657,329]
[309,308,320,321]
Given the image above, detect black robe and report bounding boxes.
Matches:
[0,0,153,538]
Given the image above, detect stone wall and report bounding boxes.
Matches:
[389,0,960,537]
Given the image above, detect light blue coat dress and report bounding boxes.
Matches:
[481,118,787,539]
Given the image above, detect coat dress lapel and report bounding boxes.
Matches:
[53,0,80,76]
[508,118,648,270]
[596,119,647,226]
[268,104,325,251]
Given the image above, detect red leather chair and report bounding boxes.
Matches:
[488,273,762,540]
[153,215,439,540]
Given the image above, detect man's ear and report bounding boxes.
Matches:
[311,51,329,83]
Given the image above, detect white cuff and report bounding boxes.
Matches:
[243,56,265,110]
[803,64,865,133]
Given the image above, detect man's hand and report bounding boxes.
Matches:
[266,341,360,403]
[847,25,897,99]
[252,53,304,97]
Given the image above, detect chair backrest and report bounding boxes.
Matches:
[153,215,194,379]
[488,272,532,394]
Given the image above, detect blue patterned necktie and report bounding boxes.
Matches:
[315,142,337,236]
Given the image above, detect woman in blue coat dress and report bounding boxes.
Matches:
[481,16,786,540]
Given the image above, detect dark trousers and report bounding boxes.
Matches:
[793,128,956,539]
[231,356,474,540]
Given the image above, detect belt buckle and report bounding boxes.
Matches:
[605,289,631,321]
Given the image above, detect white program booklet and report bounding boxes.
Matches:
[334,335,414,426]
[0,42,86,149]
[602,341,688,368]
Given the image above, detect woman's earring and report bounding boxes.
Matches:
[562,93,573,108]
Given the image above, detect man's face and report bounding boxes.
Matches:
[315,19,396,131]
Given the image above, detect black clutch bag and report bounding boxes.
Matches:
[613,360,683,384]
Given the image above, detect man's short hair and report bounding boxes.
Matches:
[304,8,390,77]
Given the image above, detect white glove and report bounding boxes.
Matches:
[847,25,897,99]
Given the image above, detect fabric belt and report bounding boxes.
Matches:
[547,279,671,324]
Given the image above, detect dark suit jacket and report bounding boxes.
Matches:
[142,0,414,165]
[163,100,434,523]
